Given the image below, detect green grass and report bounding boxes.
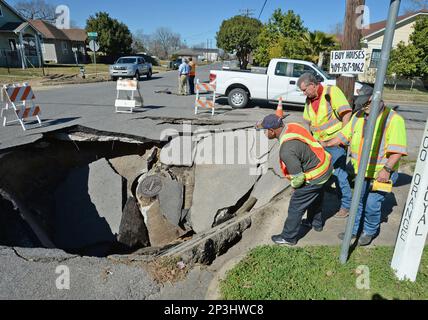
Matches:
[0,64,168,84]
[220,246,428,300]
[383,87,428,104]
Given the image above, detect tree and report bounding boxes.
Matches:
[132,29,150,53]
[216,15,263,69]
[410,16,428,77]
[387,41,420,89]
[150,27,183,59]
[15,0,56,21]
[86,12,132,57]
[329,22,344,38]
[253,9,307,66]
[302,31,338,66]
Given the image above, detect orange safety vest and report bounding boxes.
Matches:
[189,61,196,76]
[279,123,332,182]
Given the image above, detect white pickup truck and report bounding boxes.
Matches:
[210,58,362,108]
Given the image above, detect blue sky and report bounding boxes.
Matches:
[7,0,419,46]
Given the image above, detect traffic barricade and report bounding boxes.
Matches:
[195,79,217,116]
[115,78,144,113]
[1,83,42,131]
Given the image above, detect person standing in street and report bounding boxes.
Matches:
[178,58,190,95]
[257,114,333,246]
[298,72,353,219]
[188,57,197,95]
[320,89,407,246]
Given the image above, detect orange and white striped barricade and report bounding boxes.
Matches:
[195,79,217,116]
[115,78,144,113]
[1,83,42,131]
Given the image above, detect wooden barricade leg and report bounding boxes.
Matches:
[195,79,200,115]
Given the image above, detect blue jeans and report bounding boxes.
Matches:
[325,146,352,210]
[352,171,399,236]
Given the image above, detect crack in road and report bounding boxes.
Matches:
[11,248,80,264]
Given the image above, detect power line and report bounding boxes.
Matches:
[258,0,268,19]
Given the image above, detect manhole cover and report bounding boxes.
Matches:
[138,175,163,198]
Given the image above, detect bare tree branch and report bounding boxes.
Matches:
[15,0,56,22]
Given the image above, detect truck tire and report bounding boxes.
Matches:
[134,71,140,80]
[146,69,152,79]
[228,88,249,108]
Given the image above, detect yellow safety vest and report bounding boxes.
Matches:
[341,108,407,179]
[304,86,349,141]
[279,123,332,183]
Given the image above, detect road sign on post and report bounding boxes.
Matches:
[87,32,98,40]
[88,40,100,76]
[391,118,428,282]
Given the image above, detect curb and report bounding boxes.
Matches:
[41,79,110,86]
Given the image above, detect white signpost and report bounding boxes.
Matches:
[87,40,100,76]
[329,50,366,74]
[391,118,428,282]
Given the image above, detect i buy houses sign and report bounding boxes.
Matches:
[329,50,366,74]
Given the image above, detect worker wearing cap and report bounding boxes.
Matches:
[258,114,333,246]
[321,89,407,246]
[298,72,353,219]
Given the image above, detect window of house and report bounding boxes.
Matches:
[62,41,68,54]
[0,5,4,17]
[275,62,288,76]
[370,49,382,68]
[9,39,17,51]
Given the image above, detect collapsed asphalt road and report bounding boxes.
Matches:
[0,63,426,299]
[0,64,296,298]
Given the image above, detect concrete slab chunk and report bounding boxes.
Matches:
[109,155,148,196]
[190,164,259,233]
[160,136,196,167]
[146,200,185,247]
[251,170,289,209]
[118,197,150,250]
[54,158,123,250]
[158,176,183,226]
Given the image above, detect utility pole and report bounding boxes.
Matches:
[337,0,366,103]
[239,9,255,17]
[340,0,401,264]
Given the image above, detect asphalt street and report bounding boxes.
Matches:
[0,63,427,299]
[1,62,427,157]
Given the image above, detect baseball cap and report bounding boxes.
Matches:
[354,85,373,111]
[257,114,284,130]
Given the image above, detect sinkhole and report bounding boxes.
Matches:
[0,129,259,259]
